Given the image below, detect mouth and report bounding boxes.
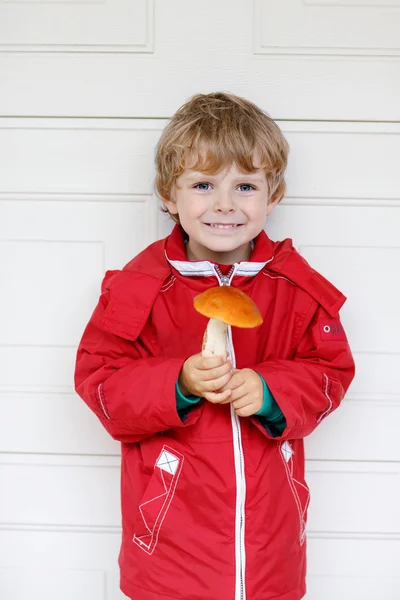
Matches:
[204,223,244,230]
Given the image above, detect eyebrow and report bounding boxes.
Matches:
[185,174,265,183]
[235,177,265,184]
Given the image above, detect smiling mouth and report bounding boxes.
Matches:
[205,223,244,229]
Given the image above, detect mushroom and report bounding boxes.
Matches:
[194,286,263,358]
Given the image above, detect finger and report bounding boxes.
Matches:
[228,382,248,401]
[204,371,233,392]
[201,361,232,382]
[219,395,235,404]
[219,375,246,394]
[196,355,227,370]
[235,404,257,418]
[232,395,251,410]
[204,389,232,404]
[219,383,247,404]
[229,376,246,392]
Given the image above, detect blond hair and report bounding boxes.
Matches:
[155,92,289,222]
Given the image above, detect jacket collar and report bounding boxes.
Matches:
[122,224,347,316]
[165,224,275,280]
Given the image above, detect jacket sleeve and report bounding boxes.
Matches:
[74,290,203,444]
[251,305,355,441]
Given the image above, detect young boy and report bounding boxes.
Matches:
[74,92,355,600]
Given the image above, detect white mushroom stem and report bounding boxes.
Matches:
[201,318,228,358]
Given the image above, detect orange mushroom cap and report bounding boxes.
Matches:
[194,286,263,328]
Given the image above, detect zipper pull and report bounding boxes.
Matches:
[220,275,230,286]
[214,264,235,286]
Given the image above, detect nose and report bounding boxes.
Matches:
[213,189,236,214]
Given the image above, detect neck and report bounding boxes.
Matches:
[186,240,252,264]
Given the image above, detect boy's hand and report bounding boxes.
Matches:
[220,368,263,417]
[178,354,233,403]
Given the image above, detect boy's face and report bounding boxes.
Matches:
[163,162,279,264]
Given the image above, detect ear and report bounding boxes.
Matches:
[266,190,283,216]
[162,196,179,215]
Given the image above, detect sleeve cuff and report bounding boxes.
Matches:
[255,375,287,434]
[176,381,201,412]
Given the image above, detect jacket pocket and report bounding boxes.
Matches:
[279,441,310,545]
[133,445,184,555]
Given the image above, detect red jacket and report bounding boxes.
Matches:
[75,225,355,600]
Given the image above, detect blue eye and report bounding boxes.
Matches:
[238,184,255,192]
[194,182,212,191]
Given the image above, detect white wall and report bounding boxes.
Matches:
[1,2,399,599]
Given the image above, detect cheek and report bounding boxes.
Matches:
[179,197,207,220]
[243,199,268,219]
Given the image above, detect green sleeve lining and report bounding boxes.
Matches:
[176,381,201,412]
[255,375,287,435]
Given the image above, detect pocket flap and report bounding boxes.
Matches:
[98,300,147,341]
[95,269,168,341]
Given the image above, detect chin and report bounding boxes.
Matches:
[204,239,243,252]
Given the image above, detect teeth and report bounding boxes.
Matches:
[209,224,238,229]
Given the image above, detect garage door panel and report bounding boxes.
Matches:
[350,353,400,397]
[1,1,399,119]
[0,120,161,196]
[306,575,400,600]
[0,199,157,269]
[0,346,77,392]
[0,568,106,600]
[305,397,400,461]
[0,529,125,600]
[1,0,152,52]
[0,239,104,347]
[306,462,399,534]
[0,393,118,456]
[267,206,400,250]
[308,536,399,577]
[0,455,120,528]
[255,0,400,56]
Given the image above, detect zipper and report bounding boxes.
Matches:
[213,264,246,600]
[214,264,236,287]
